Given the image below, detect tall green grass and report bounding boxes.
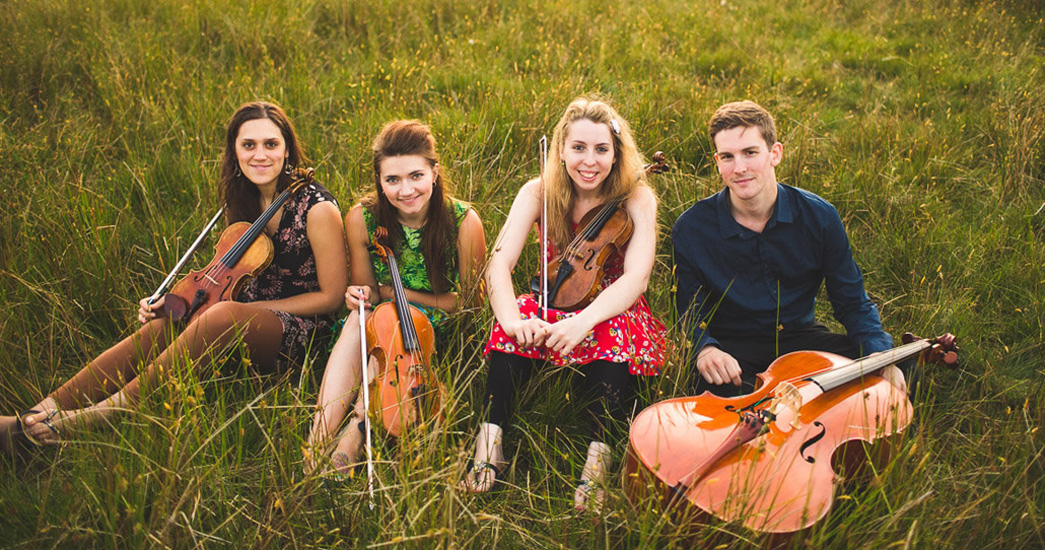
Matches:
[1,0,1043,547]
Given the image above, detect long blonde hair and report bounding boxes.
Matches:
[543,97,647,250]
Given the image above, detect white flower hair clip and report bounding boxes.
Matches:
[610,119,621,135]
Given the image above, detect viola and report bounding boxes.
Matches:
[530,152,669,312]
[624,333,958,534]
[155,168,312,322]
[365,227,445,437]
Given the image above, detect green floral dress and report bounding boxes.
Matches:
[363,199,471,328]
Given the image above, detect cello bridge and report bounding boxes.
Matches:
[767,382,803,431]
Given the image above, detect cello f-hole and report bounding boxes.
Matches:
[800,421,827,464]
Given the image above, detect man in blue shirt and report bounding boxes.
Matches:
[673,100,903,397]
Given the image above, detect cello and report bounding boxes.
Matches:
[149,168,313,322]
[530,152,669,312]
[364,227,445,438]
[624,333,958,534]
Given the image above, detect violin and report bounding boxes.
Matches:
[530,152,669,312]
[365,227,445,437]
[624,333,958,534]
[154,168,313,322]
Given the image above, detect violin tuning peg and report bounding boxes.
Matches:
[901,332,917,344]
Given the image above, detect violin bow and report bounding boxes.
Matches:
[357,291,376,508]
[538,135,549,322]
[146,208,225,306]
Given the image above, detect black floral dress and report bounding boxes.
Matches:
[238,182,338,372]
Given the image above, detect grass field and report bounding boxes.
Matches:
[1,0,1043,548]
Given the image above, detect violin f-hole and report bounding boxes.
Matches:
[580,249,598,272]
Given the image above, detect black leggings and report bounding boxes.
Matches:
[482,351,635,441]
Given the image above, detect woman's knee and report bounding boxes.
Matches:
[191,301,260,334]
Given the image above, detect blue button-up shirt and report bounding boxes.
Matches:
[672,183,892,356]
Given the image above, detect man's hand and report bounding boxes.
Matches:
[696,346,743,387]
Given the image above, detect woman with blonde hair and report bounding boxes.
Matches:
[461,97,666,512]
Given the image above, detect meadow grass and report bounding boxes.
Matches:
[1,0,1043,547]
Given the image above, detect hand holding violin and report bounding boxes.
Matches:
[138,296,165,324]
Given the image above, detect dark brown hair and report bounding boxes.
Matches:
[709,100,778,148]
[362,120,457,293]
[220,101,308,223]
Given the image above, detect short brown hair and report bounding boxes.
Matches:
[709,100,777,148]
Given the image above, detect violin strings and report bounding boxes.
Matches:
[558,198,621,265]
[204,188,293,288]
[387,253,420,351]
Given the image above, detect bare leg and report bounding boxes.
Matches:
[52,318,173,408]
[328,359,376,472]
[1,318,172,453]
[22,302,284,443]
[305,311,365,472]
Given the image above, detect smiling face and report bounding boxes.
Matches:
[561,118,616,196]
[713,125,782,208]
[378,154,436,226]
[235,118,288,188]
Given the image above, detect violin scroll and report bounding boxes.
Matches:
[287,167,314,191]
[644,151,670,174]
[369,226,391,259]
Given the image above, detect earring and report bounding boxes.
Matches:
[284,162,293,175]
[235,166,242,177]
[561,160,566,168]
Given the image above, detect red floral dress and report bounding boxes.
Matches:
[483,238,666,376]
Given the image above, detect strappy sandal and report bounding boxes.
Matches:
[574,478,606,512]
[317,451,367,489]
[462,460,505,493]
[16,409,60,446]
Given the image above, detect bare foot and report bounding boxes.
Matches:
[23,404,112,444]
[19,408,62,445]
[330,415,366,474]
[574,441,611,513]
[460,423,506,493]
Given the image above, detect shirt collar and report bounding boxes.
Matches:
[715,183,792,237]
[769,183,793,228]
